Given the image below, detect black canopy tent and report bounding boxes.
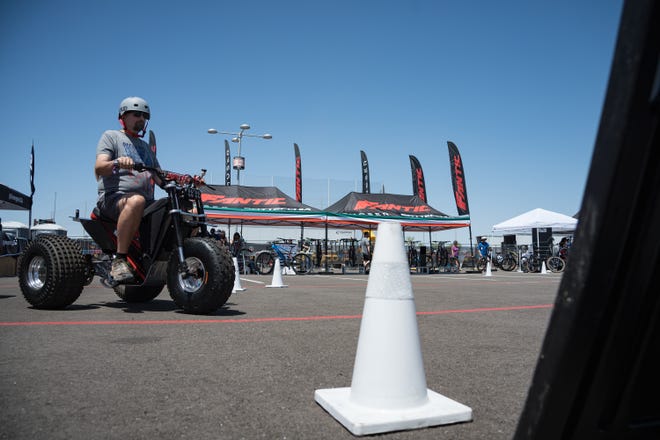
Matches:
[201,186,470,272]
[201,185,327,227]
[201,187,470,233]
[324,192,470,231]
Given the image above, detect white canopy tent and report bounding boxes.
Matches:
[492,208,578,235]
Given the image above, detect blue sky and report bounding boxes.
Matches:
[1,0,623,244]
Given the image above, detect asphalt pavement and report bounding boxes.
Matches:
[0,269,561,440]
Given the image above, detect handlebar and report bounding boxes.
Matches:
[133,163,213,190]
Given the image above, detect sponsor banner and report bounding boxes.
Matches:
[360,150,370,194]
[294,143,302,202]
[224,140,231,186]
[409,155,427,203]
[447,141,470,216]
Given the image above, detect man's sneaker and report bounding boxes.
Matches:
[110,258,134,282]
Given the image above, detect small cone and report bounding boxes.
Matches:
[232,257,246,293]
[484,261,492,277]
[266,257,287,288]
[315,222,472,436]
[541,261,547,274]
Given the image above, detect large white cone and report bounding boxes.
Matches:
[232,257,246,293]
[266,257,287,288]
[315,222,472,436]
[541,261,547,274]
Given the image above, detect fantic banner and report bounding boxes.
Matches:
[224,140,231,186]
[447,141,470,216]
[294,143,302,202]
[409,155,427,203]
[360,150,371,194]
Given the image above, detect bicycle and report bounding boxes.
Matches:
[546,246,567,273]
[254,239,313,275]
[476,252,491,272]
[495,251,518,272]
[520,249,542,273]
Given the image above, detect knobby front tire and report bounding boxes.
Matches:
[167,237,234,315]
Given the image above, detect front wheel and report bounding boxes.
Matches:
[546,256,565,273]
[500,253,517,271]
[167,237,235,315]
[255,251,275,274]
[293,253,312,274]
[17,235,86,309]
[476,257,488,272]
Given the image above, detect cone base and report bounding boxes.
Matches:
[315,387,472,436]
[265,284,288,288]
[232,288,247,292]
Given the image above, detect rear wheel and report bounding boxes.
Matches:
[293,253,312,274]
[17,235,86,309]
[167,237,234,315]
[546,256,565,273]
[255,251,275,274]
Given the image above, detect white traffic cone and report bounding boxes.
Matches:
[541,261,547,274]
[484,261,492,277]
[232,257,246,293]
[266,257,287,288]
[315,222,472,436]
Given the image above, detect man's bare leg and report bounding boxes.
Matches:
[115,194,146,254]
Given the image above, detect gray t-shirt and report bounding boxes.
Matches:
[96,130,160,202]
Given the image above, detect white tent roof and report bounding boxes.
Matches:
[492,208,578,234]
[31,223,67,231]
[2,221,29,230]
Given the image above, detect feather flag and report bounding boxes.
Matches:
[409,155,427,203]
[30,143,35,198]
[224,140,231,186]
[447,141,470,216]
[294,143,302,202]
[360,150,371,194]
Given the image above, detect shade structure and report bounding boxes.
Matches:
[201,186,469,233]
[324,192,470,232]
[201,185,327,227]
[492,208,578,235]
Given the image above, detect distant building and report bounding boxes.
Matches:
[31,222,67,239]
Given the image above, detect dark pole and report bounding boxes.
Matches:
[324,220,329,273]
[468,224,474,256]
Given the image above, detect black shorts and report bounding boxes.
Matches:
[97,193,152,221]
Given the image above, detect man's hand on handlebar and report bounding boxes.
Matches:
[114,156,135,170]
[131,163,207,188]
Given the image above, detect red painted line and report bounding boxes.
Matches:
[417,304,553,315]
[0,304,552,327]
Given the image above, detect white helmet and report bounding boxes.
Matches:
[118,96,150,119]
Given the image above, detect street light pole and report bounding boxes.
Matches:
[208,124,272,185]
